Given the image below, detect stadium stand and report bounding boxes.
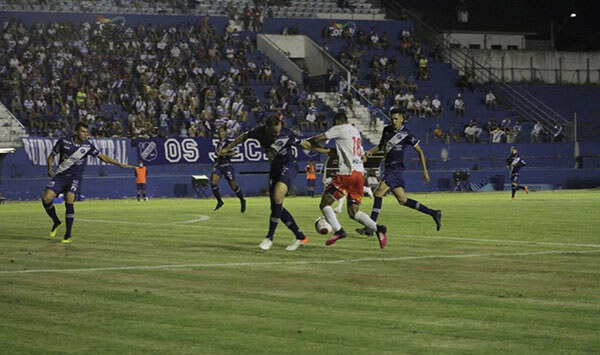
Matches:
[0,3,598,200]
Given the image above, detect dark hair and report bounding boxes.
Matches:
[266,115,281,127]
[74,121,88,131]
[389,108,405,116]
[333,112,348,123]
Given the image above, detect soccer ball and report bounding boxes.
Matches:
[315,217,333,235]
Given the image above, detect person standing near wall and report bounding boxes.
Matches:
[135,160,148,202]
[305,159,317,198]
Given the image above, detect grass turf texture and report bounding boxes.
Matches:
[0,190,599,354]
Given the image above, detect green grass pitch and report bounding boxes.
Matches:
[1,190,599,354]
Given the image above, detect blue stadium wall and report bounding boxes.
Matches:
[2,141,600,200]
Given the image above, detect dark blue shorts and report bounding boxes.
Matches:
[307,179,316,187]
[510,172,519,183]
[46,175,82,195]
[213,164,235,182]
[270,163,298,192]
[382,168,406,189]
[136,183,146,190]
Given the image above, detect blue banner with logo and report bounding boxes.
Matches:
[21,137,129,166]
[136,137,321,165]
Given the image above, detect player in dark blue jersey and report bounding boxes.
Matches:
[358,109,442,236]
[219,115,314,251]
[41,122,135,243]
[506,146,529,200]
[212,126,246,212]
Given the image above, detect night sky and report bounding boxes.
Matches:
[399,0,600,50]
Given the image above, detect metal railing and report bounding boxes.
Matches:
[381,0,572,139]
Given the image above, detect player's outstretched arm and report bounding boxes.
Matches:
[98,154,135,169]
[363,145,380,160]
[306,133,328,144]
[301,140,330,155]
[414,144,430,183]
[47,152,56,177]
[219,132,248,157]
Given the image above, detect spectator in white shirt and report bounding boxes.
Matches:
[530,120,543,143]
[454,93,465,118]
[431,94,444,117]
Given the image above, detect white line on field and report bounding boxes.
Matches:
[0,250,597,275]
[75,217,600,249]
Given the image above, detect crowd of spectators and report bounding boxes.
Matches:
[0,17,318,139]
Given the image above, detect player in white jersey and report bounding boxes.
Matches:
[305,112,388,249]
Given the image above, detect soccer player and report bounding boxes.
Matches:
[218,115,311,251]
[41,121,135,243]
[212,126,246,212]
[506,146,529,200]
[305,159,316,198]
[135,160,148,202]
[357,109,442,237]
[305,112,388,249]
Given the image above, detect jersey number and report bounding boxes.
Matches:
[352,137,361,155]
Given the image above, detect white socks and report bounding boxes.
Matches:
[354,211,377,231]
[322,205,342,232]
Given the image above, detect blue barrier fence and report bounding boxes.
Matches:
[2,138,599,200]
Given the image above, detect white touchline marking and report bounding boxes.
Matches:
[0,250,597,275]
[73,217,600,249]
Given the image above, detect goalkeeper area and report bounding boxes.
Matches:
[1,190,599,353]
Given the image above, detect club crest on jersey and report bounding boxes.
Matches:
[270,137,289,152]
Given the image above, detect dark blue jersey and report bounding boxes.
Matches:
[52,137,100,177]
[506,154,526,174]
[378,125,420,170]
[215,137,234,166]
[247,126,301,168]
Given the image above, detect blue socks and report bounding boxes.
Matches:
[281,208,305,240]
[211,185,222,202]
[65,203,75,237]
[405,198,435,216]
[266,203,283,240]
[42,201,61,225]
[233,186,244,200]
[370,196,383,222]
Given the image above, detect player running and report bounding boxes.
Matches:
[305,112,388,249]
[357,108,442,237]
[41,121,135,243]
[506,146,529,200]
[218,115,313,251]
[212,126,246,212]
